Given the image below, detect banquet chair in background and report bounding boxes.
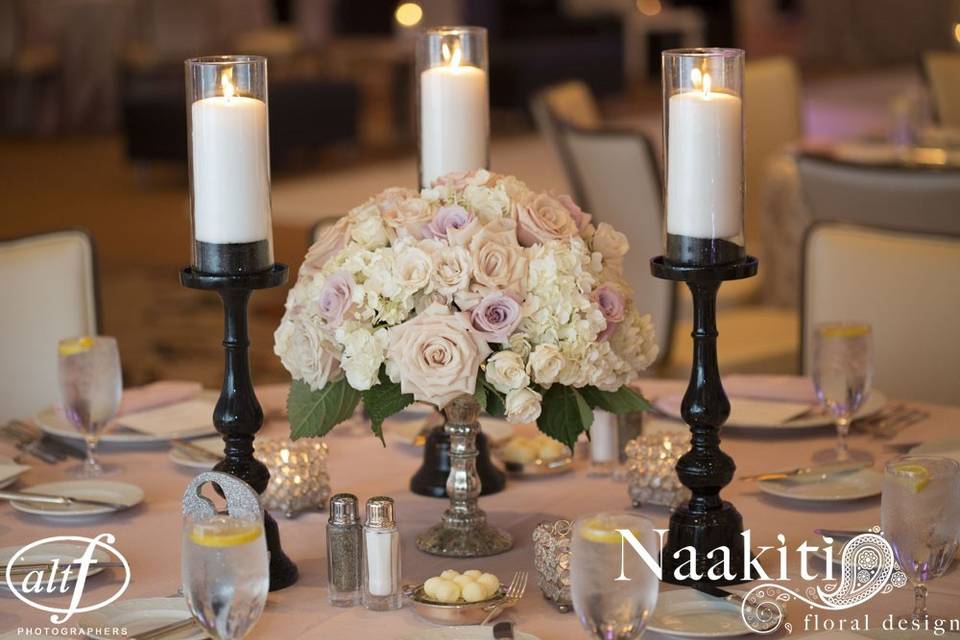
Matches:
[924,51,960,128]
[744,57,803,244]
[797,155,960,235]
[0,230,99,422]
[530,81,602,198]
[550,118,674,368]
[802,222,960,405]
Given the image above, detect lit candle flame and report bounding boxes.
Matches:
[221,69,235,99]
[691,67,702,89]
[702,71,712,96]
[441,39,463,69]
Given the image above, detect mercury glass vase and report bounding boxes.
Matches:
[415,394,512,557]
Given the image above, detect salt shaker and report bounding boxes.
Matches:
[362,496,401,611]
[327,493,362,607]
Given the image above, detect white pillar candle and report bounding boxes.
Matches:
[590,410,619,463]
[419,42,488,187]
[666,72,743,239]
[190,77,271,245]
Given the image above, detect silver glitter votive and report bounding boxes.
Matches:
[624,432,692,509]
[532,520,573,612]
[255,437,331,518]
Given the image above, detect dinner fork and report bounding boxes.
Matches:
[481,570,528,625]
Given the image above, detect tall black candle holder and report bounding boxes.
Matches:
[650,255,758,586]
[180,263,299,591]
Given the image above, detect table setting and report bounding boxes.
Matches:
[2,39,960,640]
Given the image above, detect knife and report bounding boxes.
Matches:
[740,459,871,482]
[813,528,871,540]
[0,490,131,511]
[690,582,745,606]
[6,561,126,576]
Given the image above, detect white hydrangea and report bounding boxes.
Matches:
[334,322,389,390]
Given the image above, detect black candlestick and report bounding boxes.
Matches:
[650,255,758,586]
[180,264,299,591]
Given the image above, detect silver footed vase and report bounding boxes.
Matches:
[415,394,513,557]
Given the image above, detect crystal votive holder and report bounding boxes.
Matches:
[624,432,692,509]
[255,438,331,518]
[532,520,573,612]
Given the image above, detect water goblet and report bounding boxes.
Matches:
[882,456,960,626]
[182,512,269,640]
[570,512,659,640]
[811,322,874,464]
[57,335,122,477]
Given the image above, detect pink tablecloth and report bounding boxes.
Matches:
[2,380,959,639]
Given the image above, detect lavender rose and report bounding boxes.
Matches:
[315,271,357,329]
[556,194,592,232]
[470,291,522,344]
[591,284,627,340]
[426,205,474,240]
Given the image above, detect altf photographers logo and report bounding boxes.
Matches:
[5,534,131,624]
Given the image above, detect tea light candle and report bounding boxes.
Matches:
[666,70,743,240]
[419,35,489,187]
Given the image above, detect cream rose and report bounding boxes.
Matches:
[386,303,492,407]
[430,244,472,297]
[591,222,629,259]
[394,245,433,293]
[274,315,342,391]
[528,343,565,386]
[505,387,542,423]
[301,217,350,276]
[484,350,530,394]
[468,219,527,293]
[515,193,578,247]
[382,196,436,239]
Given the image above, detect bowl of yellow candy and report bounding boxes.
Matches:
[404,569,504,624]
[495,434,574,476]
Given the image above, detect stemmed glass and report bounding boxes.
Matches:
[182,512,269,640]
[57,335,123,477]
[570,512,659,640]
[881,456,960,624]
[811,322,874,464]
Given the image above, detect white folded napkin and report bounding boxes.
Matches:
[655,395,811,426]
[722,374,817,404]
[116,381,203,416]
[0,459,31,483]
[114,398,216,437]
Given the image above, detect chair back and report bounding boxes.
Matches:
[924,51,960,127]
[531,81,602,194]
[553,121,674,365]
[797,155,960,235]
[744,57,802,240]
[0,230,99,422]
[802,223,960,405]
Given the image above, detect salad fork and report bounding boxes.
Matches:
[481,570,527,625]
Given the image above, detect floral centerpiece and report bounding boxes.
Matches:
[274,170,658,448]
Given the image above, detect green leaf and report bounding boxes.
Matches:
[536,385,594,449]
[474,376,488,413]
[287,378,361,440]
[579,385,651,414]
[361,370,415,446]
[481,378,507,418]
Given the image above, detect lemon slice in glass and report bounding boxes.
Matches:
[189,517,262,548]
[818,324,871,339]
[58,336,94,356]
[579,517,642,545]
[893,463,930,493]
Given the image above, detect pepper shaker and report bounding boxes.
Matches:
[327,493,363,607]
[362,496,401,611]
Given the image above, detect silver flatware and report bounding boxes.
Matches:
[0,490,131,511]
[493,621,515,639]
[813,528,871,540]
[128,617,200,640]
[481,570,527,626]
[6,560,126,576]
[873,409,929,440]
[690,582,745,606]
[740,459,871,482]
[15,440,61,464]
[171,440,220,462]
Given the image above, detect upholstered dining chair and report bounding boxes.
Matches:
[0,230,99,422]
[530,81,602,196]
[744,57,803,242]
[796,155,960,236]
[802,222,960,405]
[551,119,674,367]
[924,51,960,128]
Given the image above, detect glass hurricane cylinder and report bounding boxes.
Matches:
[186,55,274,275]
[662,48,745,266]
[416,26,489,189]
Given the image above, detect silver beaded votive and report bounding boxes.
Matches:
[532,520,573,612]
[624,432,691,509]
[255,437,331,518]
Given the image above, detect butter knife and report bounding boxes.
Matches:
[0,490,131,511]
[740,459,871,482]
